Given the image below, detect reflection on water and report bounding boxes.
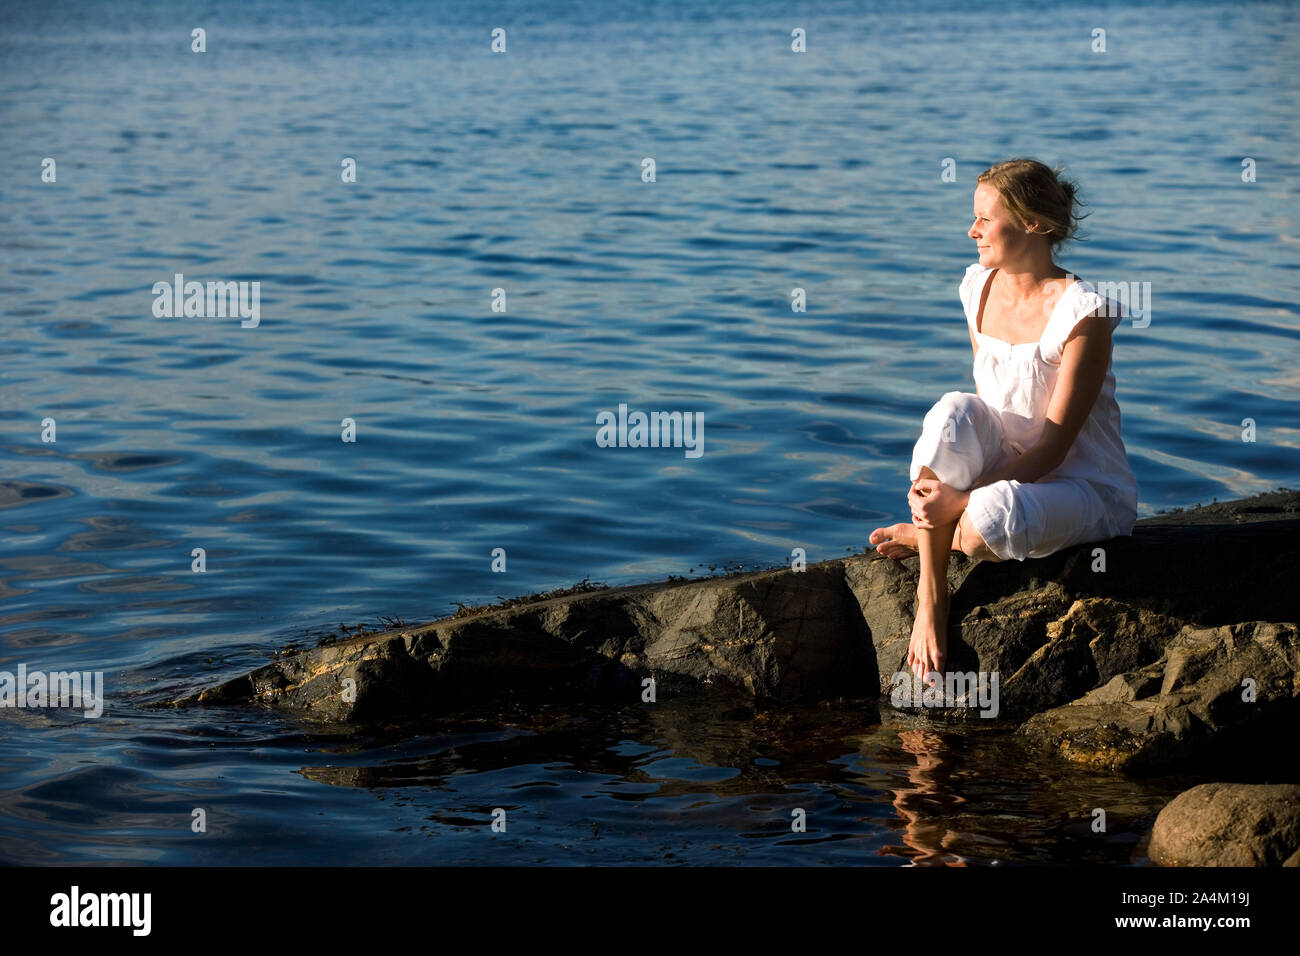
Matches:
[884,728,971,865]
[2,693,1173,867]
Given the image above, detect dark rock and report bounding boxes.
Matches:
[180,561,877,721]
[999,598,1186,718]
[172,489,1300,734]
[1019,620,1300,775]
[1147,783,1300,866]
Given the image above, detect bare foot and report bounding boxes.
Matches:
[906,598,948,682]
[870,521,919,559]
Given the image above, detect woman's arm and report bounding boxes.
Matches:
[909,441,1058,528]
[909,308,1113,528]
[971,308,1113,490]
[968,440,1061,490]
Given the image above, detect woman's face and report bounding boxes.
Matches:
[969,182,1034,266]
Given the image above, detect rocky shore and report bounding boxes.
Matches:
[172,488,1300,865]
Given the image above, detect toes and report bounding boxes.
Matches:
[878,541,916,560]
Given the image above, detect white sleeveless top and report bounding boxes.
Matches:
[958,262,1139,531]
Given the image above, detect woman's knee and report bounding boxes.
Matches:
[925,391,982,429]
[923,392,996,458]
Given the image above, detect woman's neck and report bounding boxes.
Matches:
[994,254,1069,302]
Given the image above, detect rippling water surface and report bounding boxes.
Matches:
[1,0,1296,864]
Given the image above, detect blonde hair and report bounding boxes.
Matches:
[977,158,1087,250]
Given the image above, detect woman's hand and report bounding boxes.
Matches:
[907,478,970,529]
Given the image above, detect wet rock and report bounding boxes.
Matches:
[172,489,1300,734]
[178,561,877,721]
[854,490,1298,703]
[1147,783,1300,866]
[1019,620,1300,775]
[999,598,1186,718]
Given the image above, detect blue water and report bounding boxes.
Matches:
[0,0,1296,865]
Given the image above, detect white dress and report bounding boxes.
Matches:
[908,262,1140,561]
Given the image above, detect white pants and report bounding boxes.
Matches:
[909,391,1114,562]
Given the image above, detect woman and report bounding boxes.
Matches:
[869,158,1139,682]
